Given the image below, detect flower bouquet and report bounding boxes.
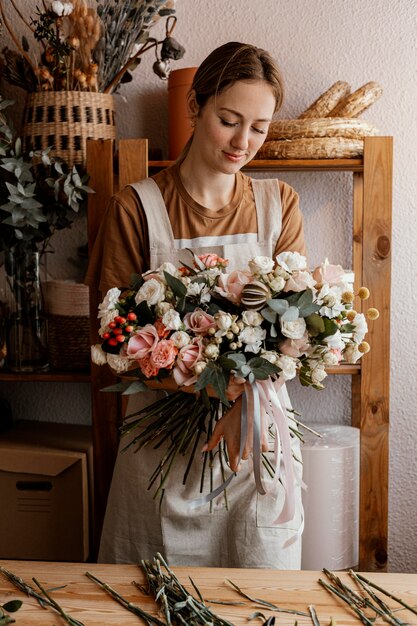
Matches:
[92,250,378,513]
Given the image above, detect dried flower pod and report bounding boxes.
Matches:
[161,36,185,61]
[241,281,271,310]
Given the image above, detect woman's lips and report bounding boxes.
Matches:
[223,151,247,162]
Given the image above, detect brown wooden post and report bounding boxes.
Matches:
[359,136,393,571]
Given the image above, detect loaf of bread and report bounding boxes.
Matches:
[298,81,351,118]
[327,81,383,117]
[267,117,379,140]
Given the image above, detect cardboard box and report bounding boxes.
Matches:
[0,421,93,561]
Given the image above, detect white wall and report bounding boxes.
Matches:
[1,0,416,572]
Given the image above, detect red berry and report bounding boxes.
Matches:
[109,321,116,329]
[115,316,126,324]
[125,325,134,333]
[127,312,137,321]
[116,335,125,343]
[108,338,118,346]
[113,328,123,335]
[102,332,110,340]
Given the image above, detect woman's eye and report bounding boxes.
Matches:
[220,118,237,127]
[252,127,267,135]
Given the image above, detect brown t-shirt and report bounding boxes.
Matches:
[85,163,306,294]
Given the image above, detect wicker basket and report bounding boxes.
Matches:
[21,91,116,168]
[45,281,90,371]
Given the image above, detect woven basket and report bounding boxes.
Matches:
[45,281,90,371]
[257,137,364,160]
[21,91,116,168]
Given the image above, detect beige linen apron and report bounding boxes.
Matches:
[98,177,303,568]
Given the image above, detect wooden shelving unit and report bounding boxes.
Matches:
[1,136,392,570]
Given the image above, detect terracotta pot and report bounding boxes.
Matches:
[168,67,197,160]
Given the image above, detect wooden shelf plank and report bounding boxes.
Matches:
[149,158,364,172]
[0,370,91,383]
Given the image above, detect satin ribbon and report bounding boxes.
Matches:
[189,377,302,541]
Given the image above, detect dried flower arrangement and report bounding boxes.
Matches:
[0,0,185,94]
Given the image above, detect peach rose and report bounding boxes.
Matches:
[183,308,215,335]
[126,324,159,359]
[313,259,345,287]
[283,270,316,293]
[198,253,228,268]
[172,339,203,386]
[215,270,252,304]
[279,333,310,358]
[150,339,178,370]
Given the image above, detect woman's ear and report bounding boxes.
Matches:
[187,89,199,123]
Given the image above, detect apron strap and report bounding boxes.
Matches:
[252,178,282,244]
[130,179,175,249]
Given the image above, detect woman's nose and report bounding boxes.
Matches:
[231,126,249,150]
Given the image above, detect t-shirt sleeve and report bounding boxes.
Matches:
[273,181,307,259]
[84,187,150,295]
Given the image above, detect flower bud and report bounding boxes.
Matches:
[342,290,354,304]
[358,287,370,300]
[194,361,207,375]
[204,343,219,359]
[358,341,370,354]
[346,310,357,322]
[366,308,380,320]
[229,342,238,350]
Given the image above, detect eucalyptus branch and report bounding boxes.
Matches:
[225,578,309,617]
[349,571,417,618]
[32,578,84,626]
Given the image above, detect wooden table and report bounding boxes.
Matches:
[0,561,416,625]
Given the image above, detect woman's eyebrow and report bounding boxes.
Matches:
[218,107,272,122]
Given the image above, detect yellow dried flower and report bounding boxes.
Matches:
[358,341,370,354]
[342,290,354,304]
[358,287,370,300]
[367,308,380,320]
[346,310,357,322]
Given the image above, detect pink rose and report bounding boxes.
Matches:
[150,339,178,370]
[126,324,159,359]
[279,333,310,358]
[215,270,252,304]
[283,270,316,293]
[172,339,203,386]
[183,308,215,335]
[313,260,345,287]
[198,253,228,268]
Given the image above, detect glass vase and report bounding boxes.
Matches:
[4,248,49,373]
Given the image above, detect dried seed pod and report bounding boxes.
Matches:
[241,281,271,310]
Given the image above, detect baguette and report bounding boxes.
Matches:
[327,81,383,117]
[267,117,378,140]
[258,137,364,160]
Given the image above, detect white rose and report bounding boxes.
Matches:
[343,343,363,364]
[276,251,307,273]
[157,262,180,279]
[242,310,263,326]
[170,331,191,348]
[269,276,286,292]
[135,278,165,306]
[162,309,182,330]
[249,256,275,275]
[280,317,306,339]
[155,301,173,317]
[311,363,327,385]
[187,282,203,297]
[91,344,107,366]
[238,325,266,353]
[98,309,118,337]
[204,343,220,359]
[106,353,130,373]
[323,350,340,366]
[351,313,368,343]
[98,287,121,317]
[261,350,278,364]
[215,312,233,331]
[276,355,297,380]
[194,361,207,375]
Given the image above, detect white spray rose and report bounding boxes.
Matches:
[98,287,121,317]
[91,344,107,366]
[249,256,275,275]
[157,262,181,279]
[162,309,182,330]
[324,330,345,351]
[276,355,297,380]
[260,350,278,364]
[98,309,118,337]
[311,363,327,385]
[107,353,131,373]
[135,278,165,306]
[343,343,363,364]
[269,276,286,292]
[238,325,266,352]
[280,317,307,339]
[242,310,263,326]
[351,313,368,343]
[215,312,233,331]
[170,331,191,348]
[323,350,340,366]
[155,301,173,317]
[276,251,307,273]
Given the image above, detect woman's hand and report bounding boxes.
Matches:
[202,397,269,472]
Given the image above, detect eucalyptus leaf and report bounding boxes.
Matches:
[194,362,229,406]
[1,601,22,613]
[163,270,187,298]
[281,305,300,322]
[265,298,289,315]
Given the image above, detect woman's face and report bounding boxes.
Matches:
[190,79,276,174]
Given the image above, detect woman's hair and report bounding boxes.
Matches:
[192,41,284,112]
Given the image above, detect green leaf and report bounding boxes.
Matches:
[101,381,134,393]
[305,313,325,336]
[317,317,339,339]
[2,601,22,613]
[194,362,229,406]
[121,380,148,395]
[163,270,187,298]
[265,298,289,314]
[247,357,281,379]
[134,300,154,325]
[281,305,300,322]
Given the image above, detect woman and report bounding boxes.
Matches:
[86,41,306,568]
